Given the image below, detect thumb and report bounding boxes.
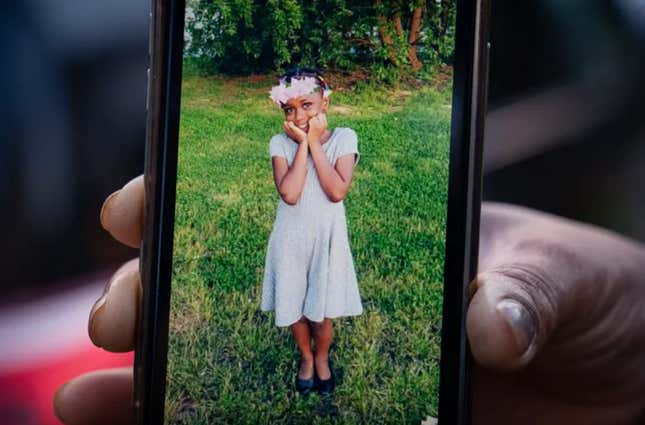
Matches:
[466,267,561,371]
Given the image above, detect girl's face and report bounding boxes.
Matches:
[282,91,329,133]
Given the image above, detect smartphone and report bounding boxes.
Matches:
[137,0,489,423]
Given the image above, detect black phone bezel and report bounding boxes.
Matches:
[135,0,490,423]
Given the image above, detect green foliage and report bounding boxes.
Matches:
[165,74,452,423]
[423,0,457,64]
[185,0,456,82]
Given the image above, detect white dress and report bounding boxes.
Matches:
[261,127,364,327]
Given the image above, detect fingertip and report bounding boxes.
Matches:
[100,190,120,230]
[466,274,538,371]
[89,259,140,352]
[101,176,144,248]
[88,299,106,348]
[52,368,134,425]
[53,381,70,424]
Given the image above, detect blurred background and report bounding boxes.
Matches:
[1,0,643,424]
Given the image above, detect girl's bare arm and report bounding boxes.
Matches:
[308,141,356,202]
[272,142,309,205]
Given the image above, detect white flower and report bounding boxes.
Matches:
[269,76,330,106]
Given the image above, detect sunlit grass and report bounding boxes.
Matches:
[165,70,451,424]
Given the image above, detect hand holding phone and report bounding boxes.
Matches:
[51,0,645,423]
[54,189,645,425]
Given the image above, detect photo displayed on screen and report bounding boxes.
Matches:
[166,1,457,423]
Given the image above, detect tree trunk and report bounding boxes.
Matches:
[376,0,398,65]
[408,2,425,71]
[393,11,404,37]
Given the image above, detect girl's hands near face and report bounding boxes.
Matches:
[283,120,308,145]
[307,112,328,144]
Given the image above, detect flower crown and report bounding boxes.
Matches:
[269,75,332,106]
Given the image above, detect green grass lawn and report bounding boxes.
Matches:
[165,70,452,424]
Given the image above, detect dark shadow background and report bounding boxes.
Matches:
[1,0,147,302]
[1,0,643,298]
[483,0,645,242]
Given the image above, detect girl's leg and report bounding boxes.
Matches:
[311,318,333,380]
[290,317,314,379]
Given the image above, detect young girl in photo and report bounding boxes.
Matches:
[261,68,363,395]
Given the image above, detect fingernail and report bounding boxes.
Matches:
[100,190,120,230]
[88,296,106,348]
[88,274,117,347]
[496,299,536,355]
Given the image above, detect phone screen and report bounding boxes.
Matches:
[164,2,458,423]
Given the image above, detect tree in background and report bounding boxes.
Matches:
[185,0,456,83]
[375,0,425,70]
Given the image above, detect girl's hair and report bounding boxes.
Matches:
[279,67,331,93]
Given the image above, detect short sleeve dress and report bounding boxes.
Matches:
[261,127,363,327]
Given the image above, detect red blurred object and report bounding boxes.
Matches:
[0,277,133,425]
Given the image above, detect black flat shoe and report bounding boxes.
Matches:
[295,375,315,395]
[295,360,315,395]
[315,362,335,395]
